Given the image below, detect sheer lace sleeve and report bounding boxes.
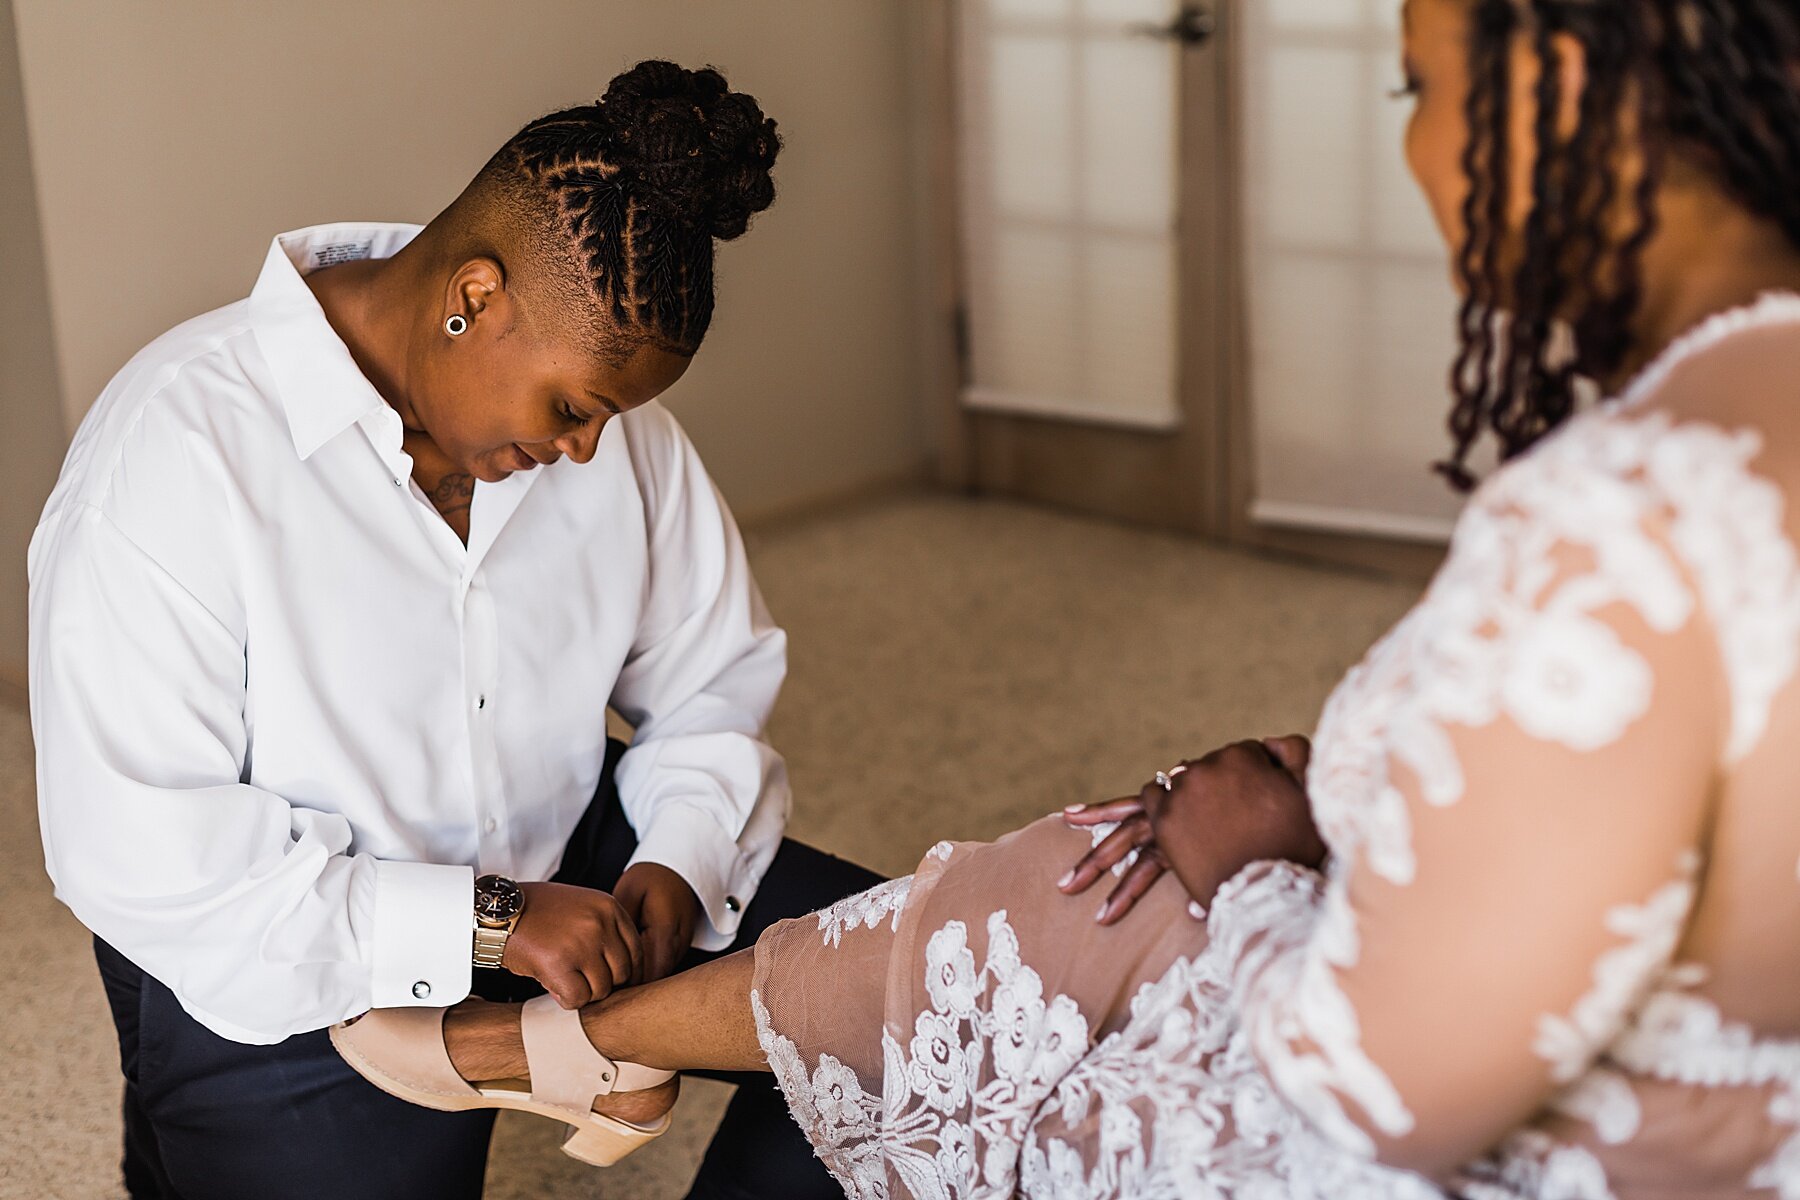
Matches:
[1208,410,1754,1181]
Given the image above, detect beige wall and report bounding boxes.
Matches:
[0,0,68,690]
[10,0,928,520]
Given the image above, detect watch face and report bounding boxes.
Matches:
[474,874,523,922]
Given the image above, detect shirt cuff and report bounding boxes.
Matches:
[370,859,474,1009]
[625,800,747,948]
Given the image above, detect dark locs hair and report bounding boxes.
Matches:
[485,60,780,359]
[1438,0,1800,491]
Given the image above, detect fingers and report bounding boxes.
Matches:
[640,937,667,985]
[579,961,614,1007]
[612,882,646,928]
[603,910,643,993]
[1057,814,1153,895]
[1096,851,1167,925]
[544,968,593,1011]
[1138,777,1173,820]
[641,928,683,983]
[1262,734,1312,779]
[1061,796,1146,826]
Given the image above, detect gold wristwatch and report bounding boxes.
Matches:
[472,874,525,969]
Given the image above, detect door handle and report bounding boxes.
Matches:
[1129,3,1215,46]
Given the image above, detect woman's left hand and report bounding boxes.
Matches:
[1145,737,1326,913]
[1059,792,1170,926]
[1059,736,1324,924]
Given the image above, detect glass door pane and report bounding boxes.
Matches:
[957,0,1183,429]
[1240,0,1464,540]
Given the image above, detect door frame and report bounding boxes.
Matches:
[914,0,1447,583]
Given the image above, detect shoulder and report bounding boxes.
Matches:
[1472,388,1778,544]
[1622,295,1800,432]
[1466,387,1800,765]
[34,302,282,604]
[611,400,693,461]
[608,401,716,505]
[52,301,281,507]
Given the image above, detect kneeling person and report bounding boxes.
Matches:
[30,60,879,1200]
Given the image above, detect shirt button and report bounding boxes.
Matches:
[476,695,486,710]
[483,816,498,834]
[725,895,742,913]
[412,980,431,999]
[393,478,403,487]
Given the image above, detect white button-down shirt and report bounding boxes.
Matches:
[29,223,791,1044]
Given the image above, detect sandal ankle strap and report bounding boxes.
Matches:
[520,994,675,1113]
[333,1007,478,1101]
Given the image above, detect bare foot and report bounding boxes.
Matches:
[442,999,679,1126]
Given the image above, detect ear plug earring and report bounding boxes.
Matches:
[445,314,468,336]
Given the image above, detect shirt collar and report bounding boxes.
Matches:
[248,222,424,461]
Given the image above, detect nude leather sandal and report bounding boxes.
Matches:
[329,994,676,1166]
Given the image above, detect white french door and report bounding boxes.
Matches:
[1238,0,1464,543]
[956,0,1187,430]
[933,0,1461,570]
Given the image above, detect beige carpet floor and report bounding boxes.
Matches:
[0,493,1421,1199]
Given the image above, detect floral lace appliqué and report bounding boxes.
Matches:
[1534,853,1701,1083]
[1214,398,1800,1178]
[1609,982,1800,1198]
[760,905,1441,1200]
[1457,1130,1620,1200]
[759,909,1092,1199]
[819,875,916,948]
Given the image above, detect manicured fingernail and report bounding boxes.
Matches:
[1057,870,1074,889]
[1064,803,1087,813]
[1096,903,1111,922]
[1188,901,1208,921]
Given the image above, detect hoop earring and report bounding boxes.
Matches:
[444,314,468,337]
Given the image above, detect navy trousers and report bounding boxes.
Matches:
[95,740,883,1200]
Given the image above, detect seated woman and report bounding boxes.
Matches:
[334,1,1800,1195]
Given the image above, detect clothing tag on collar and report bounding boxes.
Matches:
[308,240,375,271]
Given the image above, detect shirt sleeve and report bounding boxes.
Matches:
[610,410,791,950]
[1206,425,1725,1181]
[30,503,473,1044]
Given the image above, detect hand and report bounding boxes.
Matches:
[1058,736,1318,924]
[503,881,643,1009]
[612,863,702,984]
[1059,793,1170,926]
[1144,736,1326,911]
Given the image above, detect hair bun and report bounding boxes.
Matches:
[597,60,780,241]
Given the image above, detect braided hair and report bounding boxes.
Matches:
[480,60,780,361]
[1438,0,1800,490]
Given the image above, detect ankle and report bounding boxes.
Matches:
[578,1001,626,1064]
[443,999,528,1083]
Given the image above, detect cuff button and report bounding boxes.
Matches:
[725,895,741,913]
[412,981,432,999]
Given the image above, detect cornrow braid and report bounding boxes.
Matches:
[1437,0,1800,490]
[487,60,780,359]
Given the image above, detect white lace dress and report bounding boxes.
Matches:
[750,294,1800,1200]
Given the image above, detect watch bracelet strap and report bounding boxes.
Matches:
[473,923,511,969]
